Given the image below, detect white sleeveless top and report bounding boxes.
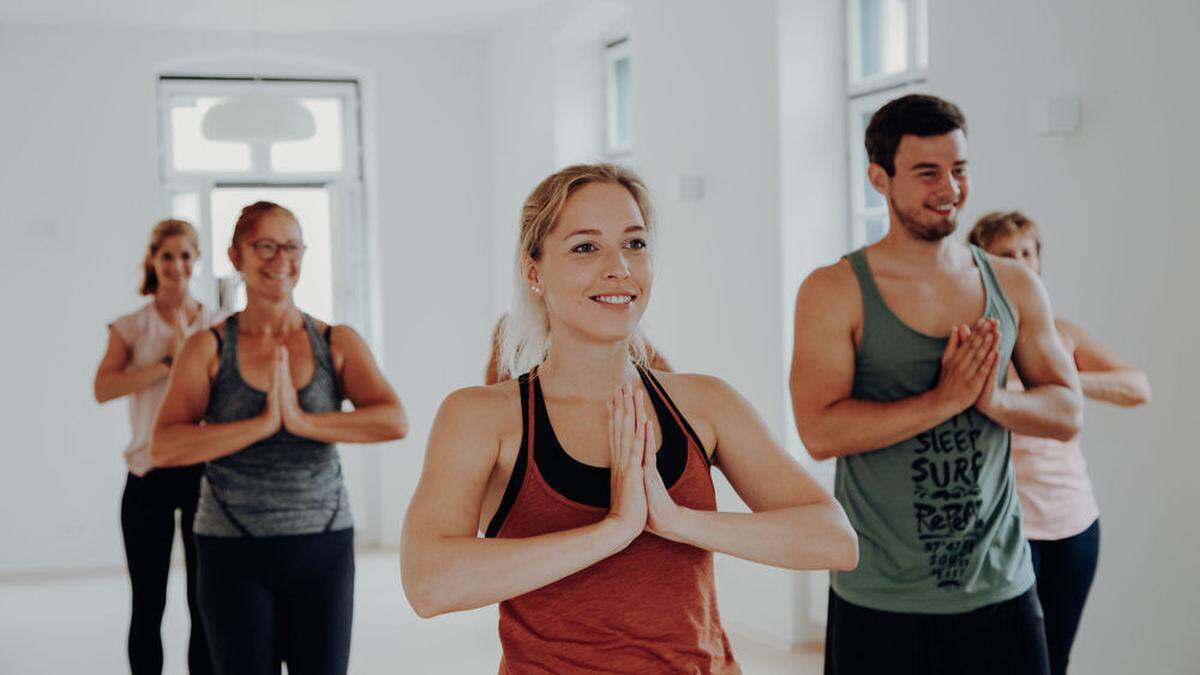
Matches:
[109,301,225,476]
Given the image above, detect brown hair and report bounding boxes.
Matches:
[865,94,967,176]
[231,201,297,249]
[967,210,1042,253]
[499,163,656,376]
[140,219,200,295]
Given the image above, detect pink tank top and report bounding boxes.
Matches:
[1009,329,1099,541]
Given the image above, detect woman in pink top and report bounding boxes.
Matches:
[970,211,1151,675]
[94,219,223,675]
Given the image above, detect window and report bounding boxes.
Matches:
[846,0,928,247]
[605,37,633,157]
[156,78,368,333]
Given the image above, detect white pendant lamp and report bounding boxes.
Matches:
[201,92,316,143]
[198,0,315,144]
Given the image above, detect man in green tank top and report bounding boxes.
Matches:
[789,94,1083,675]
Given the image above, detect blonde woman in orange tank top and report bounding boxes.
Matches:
[970,211,1151,675]
[402,164,858,674]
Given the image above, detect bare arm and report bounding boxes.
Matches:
[646,375,857,571]
[93,329,170,403]
[976,262,1083,440]
[401,386,647,618]
[1058,318,1151,406]
[788,264,995,459]
[150,329,278,467]
[280,325,407,443]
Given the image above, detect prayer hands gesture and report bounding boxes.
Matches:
[606,382,686,545]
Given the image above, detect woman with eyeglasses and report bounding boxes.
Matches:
[95,219,222,675]
[151,201,407,675]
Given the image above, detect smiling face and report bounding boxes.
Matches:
[869,130,970,241]
[229,208,305,302]
[528,181,652,345]
[151,234,198,294]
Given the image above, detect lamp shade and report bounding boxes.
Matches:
[201,93,317,143]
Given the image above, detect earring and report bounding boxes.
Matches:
[530,285,541,294]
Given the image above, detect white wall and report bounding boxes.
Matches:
[630,0,804,648]
[923,2,1200,672]
[777,0,849,636]
[0,21,491,570]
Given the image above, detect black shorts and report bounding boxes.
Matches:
[824,587,1050,675]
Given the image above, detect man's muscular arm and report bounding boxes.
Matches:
[789,262,996,460]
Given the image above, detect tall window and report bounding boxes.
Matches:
[846,0,928,247]
[605,37,633,158]
[157,77,368,332]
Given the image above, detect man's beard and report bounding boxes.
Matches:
[889,195,958,242]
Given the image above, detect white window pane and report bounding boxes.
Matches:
[209,187,335,323]
[858,0,909,80]
[170,97,252,173]
[270,99,345,173]
[613,56,632,149]
[865,215,888,244]
[170,192,200,225]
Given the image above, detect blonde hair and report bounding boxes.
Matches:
[140,219,200,295]
[499,163,656,377]
[967,210,1042,254]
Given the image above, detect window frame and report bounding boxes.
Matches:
[156,77,370,334]
[845,0,928,248]
[845,0,928,98]
[604,37,634,158]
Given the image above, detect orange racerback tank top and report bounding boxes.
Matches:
[484,366,740,674]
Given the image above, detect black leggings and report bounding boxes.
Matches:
[120,466,211,675]
[824,587,1050,675]
[1029,519,1100,675]
[195,528,355,675]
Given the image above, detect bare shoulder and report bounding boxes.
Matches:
[799,258,857,301]
[323,323,367,350]
[181,320,221,357]
[439,380,522,434]
[985,253,1042,295]
[796,258,860,322]
[651,371,745,418]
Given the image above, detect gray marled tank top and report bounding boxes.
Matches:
[194,312,353,537]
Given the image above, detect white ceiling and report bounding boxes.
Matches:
[0,0,559,34]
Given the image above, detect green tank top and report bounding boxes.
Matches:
[831,245,1034,614]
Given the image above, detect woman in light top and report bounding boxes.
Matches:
[94,218,221,675]
[152,201,407,675]
[970,211,1151,675]
[402,164,858,674]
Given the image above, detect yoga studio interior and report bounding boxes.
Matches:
[1,1,1194,673]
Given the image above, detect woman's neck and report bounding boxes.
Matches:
[153,287,192,317]
[539,331,638,401]
[239,296,303,336]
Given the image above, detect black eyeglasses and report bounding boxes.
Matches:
[248,239,307,261]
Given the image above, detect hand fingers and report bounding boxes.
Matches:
[607,399,616,462]
[632,392,646,473]
[973,350,1000,386]
[942,325,961,363]
[966,331,995,373]
[642,417,656,472]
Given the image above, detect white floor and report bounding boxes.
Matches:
[0,549,821,674]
